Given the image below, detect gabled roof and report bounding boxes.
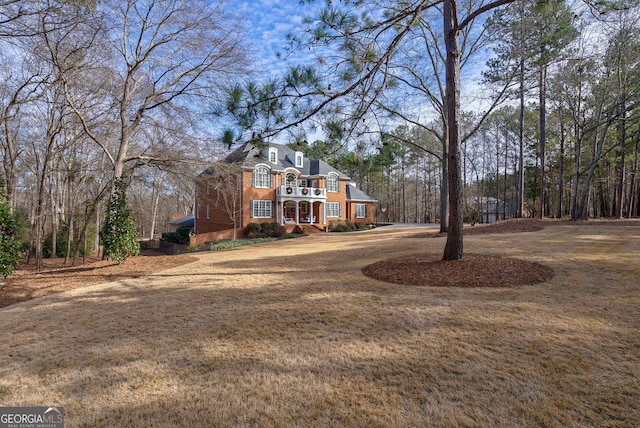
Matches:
[346,183,377,202]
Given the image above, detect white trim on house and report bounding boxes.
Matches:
[268,147,278,164]
[251,200,273,218]
[253,164,272,188]
[326,202,341,217]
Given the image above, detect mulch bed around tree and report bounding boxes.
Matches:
[362,253,555,287]
[366,217,640,287]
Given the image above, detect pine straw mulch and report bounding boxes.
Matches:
[365,218,556,288]
[362,253,555,287]
[0,251,198,308]
[364,218,640,288]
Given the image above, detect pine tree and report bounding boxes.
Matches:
[100,178,139,263]
[0,186,21,278]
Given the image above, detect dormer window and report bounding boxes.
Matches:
[295,151,303,168]
[269,147,278,164]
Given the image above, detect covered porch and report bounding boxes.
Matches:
[278,194,326,230]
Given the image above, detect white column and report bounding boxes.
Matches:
[322,202,326,225]
[280,200,285,224]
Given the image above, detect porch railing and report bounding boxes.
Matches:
[278,186,326,198]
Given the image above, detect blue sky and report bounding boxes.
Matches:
[237,0,495,140]
[240,0,310,75]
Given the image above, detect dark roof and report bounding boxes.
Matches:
[346,183,377,202]
[237,142,350,179]
[197,142,376,203]
[168,215,194,227]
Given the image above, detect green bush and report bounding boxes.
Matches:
[100,178,139,263]
[246,222,262,238]
[42,225,96,258]
[0,187,21,278]
[354,222,371,231]
[163,226,192,244]
[263,222,286,238]
[330,220,353,232]
[246,222,286,238]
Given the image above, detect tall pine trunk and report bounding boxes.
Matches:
[539,65,547,219]
[443,0,463,261]
[518,60,525,218]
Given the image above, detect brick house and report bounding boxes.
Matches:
[193,142,377,241]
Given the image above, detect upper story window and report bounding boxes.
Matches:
[285,172,297,186]
[295,151,303,168]
[253,166,271,188]
[269,148,278,164]
[327,173,339,192]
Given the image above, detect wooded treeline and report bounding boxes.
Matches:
[273,0,640,225]
[1,0,248,268]
[2,0,639,268]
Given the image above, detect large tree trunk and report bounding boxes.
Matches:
[615,103,626,218]
[439,150,448,233]
[442,0,463,261]
[539,65,547,219]
[628,135,638,218]
[558,119,566,218]
[576,121,613,220]
[518,60,525,218]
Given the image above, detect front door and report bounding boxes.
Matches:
[285,202,296,220]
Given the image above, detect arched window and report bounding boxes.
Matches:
[285,172,297,186]
[253,166,271,188]
[269,148,278,164]
[327,173,339,192]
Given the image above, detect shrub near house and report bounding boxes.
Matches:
[0,188,21,278]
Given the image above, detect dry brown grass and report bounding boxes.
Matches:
[1,221,639,427]
[0,252,198,308]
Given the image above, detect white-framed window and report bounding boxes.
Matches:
[251,200,273,218]
[206,204,211,219]
[253,166,271,188]
[269,148,278,164]
[295,151,303,168]
[326,202,341,217]
[285,172,297,186]
[300,179,308,187]
[355,204,366,218]
[327,173,339,192]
